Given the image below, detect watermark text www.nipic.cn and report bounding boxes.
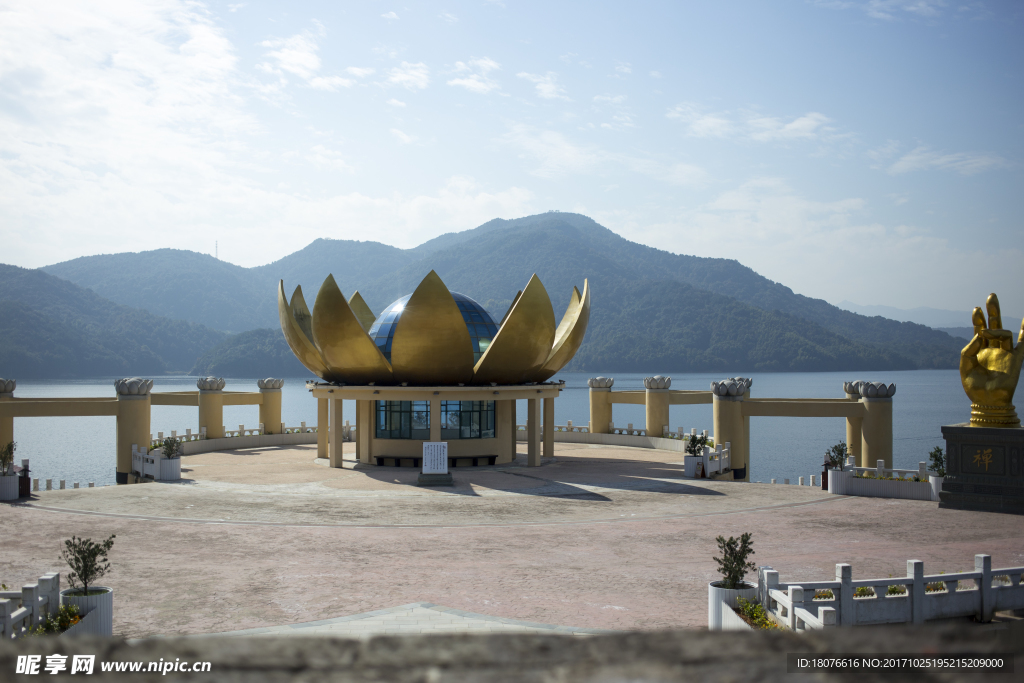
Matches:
[16,654,213,675]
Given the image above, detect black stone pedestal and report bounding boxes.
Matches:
[940,423,1024,515]
[417,473,454,487]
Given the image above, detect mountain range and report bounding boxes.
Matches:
[0,212,966,378]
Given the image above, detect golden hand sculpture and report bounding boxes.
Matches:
[960,293,1024,428]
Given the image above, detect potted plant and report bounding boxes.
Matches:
[159,435,182,481]
[59,534,116,636]
[685,432,708,478]
[928,446,945,502]
[0,441,17,501]
[823,441,848,491]
[708,532,758,629]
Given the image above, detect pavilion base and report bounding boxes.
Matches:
[417,473,454,487]
[940,424,1024,515]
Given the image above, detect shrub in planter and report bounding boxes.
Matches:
[0,441,18,501]
[685,433,708,458]
[60,534,116,636]
[708,532,758,629]
[928,446,945,501]
[825,441,848,471]
[161,436,182,459]
[735,597,781,630]
[30,604,81,635]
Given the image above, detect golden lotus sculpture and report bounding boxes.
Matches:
[960,293,1024,428]
[278,270,590,386]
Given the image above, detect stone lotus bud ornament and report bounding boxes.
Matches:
[960,293,1024,428]
[257,378,284,390]
[643,375,672,390]
[113,378,153,396]
[0,378,15,395]
[588,377,614,389]
[278,269,590,386]
[711,377,752,397]
[196,377,226,391]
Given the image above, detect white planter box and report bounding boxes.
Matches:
[828,469,931,501]
[0,474,18,501]
[684,455,699,478]
[61,587,113,636]
[708,581,756,630]
[929,475,944,502]
[159,457,181,481]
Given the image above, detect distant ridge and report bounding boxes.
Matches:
[38,212,966,374]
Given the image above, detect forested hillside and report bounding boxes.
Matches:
[0,265,225,378]
[35,212,967,375]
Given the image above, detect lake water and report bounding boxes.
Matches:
[10,370,967,486]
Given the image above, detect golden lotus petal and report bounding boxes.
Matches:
[390,270,475,385]
[500,290,522,326]
[311,274,393,384]
[536,279,590,381]
[278,281,329,377]
[472,274,556,385]
[348,291,376,332]
[290,285,316,343]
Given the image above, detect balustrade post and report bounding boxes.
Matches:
[836,563,853,626]
[976,554,993,622]
[788,586,803,630]
[908,560,924,624]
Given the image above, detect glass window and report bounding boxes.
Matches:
[376,401,430,439]
[441,401,495,439]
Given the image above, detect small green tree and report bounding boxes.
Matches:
[928,446,945,477]
[685,433,708,457]
[161,435,181,459]
[825,441,848,471]
[0,441,15,475]
[61,535,116,595]
[713,532,756,589]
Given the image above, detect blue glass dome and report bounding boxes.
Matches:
[367,292,500,363]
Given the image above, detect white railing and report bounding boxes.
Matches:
[843,457,930,482]
[759,555,1024,630]
[151,423,322,446]
[0,573,61,640]
[518,422,591,434]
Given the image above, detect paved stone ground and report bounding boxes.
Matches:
[210,602,615,638]
[2,443,1022,640]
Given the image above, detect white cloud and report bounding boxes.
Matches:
[381,11,399,21]
[649,70,662,78]
[447,57,501,94]
[613,62,632,76]
[386,61,430,90]
[304,145,353,172]
[888,145,1009,175]
[813,0,949,21]
[593,95,626,105]
[259,27,354,91]
[667,104,833,142]
[502,125,705,185]
[439,13,458,23]
[747,112,831,141]
[391,128,416,144]
[346,67,375,78]
[228,3,246,11]
[516,72,570,100]
[387,98,407,107]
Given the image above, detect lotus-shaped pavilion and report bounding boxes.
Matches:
[278,270,590,470]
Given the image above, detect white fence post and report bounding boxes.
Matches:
[836,563,853,626]
[787,586,803,630]
[21,583,39,628]
[976,554,993,622]
[908,560,924,624]
[820,606,836,627]
[876,459,885,478]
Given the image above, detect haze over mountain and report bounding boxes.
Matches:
[38,213,963,377]
[0,265,225,378]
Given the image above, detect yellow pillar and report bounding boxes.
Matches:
[257,379,283,434]
[861,397,893,469]
[510,400,519,460]
[356,399,373,464]
[115,380,152,485]
[328,398,343,467]
[644,377,671,436]
[197,377,225,439]
[713,394,748,481]
[844,386,863,466]
[542,397,555,458]
[317,398,328,458]
[493,399,512,464]
[0,380,13,450]
[527,398,541,467]
[588,377,614,433]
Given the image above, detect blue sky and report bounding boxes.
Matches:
[1,0,1021,318]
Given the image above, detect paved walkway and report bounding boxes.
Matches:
[3,443,1023,639]
[212,603,615,638]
